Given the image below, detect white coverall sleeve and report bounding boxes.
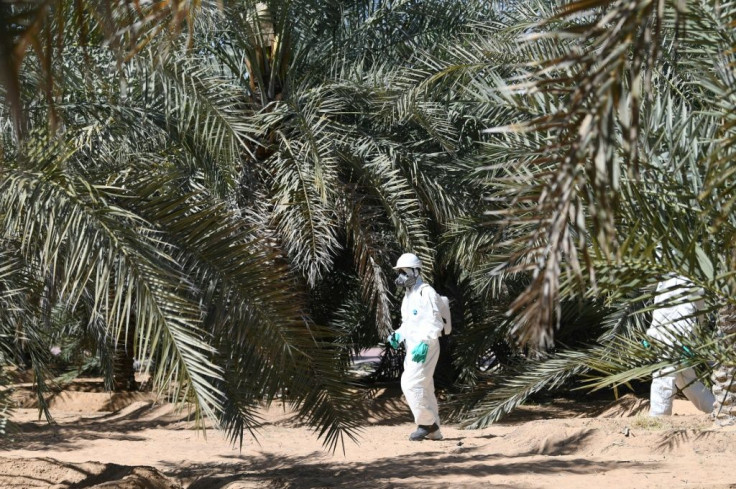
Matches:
[392,296,407,342]
[393,325,405,343]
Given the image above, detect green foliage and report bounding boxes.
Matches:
[0,0,492,449]
[411,0,736,425]
[2,0,735,439]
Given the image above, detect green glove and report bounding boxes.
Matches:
[387,332,401,349]
[411,342,429,363]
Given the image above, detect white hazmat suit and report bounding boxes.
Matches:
[388,253,445,440]
[394,278,444,428]
[647,275,715,416]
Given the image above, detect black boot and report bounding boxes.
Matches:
[409,423,442,441]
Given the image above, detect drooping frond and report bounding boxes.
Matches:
[420,0,736,347]
[257,96,343,285]
[457,351,589,429]
[0,0,215,137]
[0,141,224,425]
[121,166,365,451]
[344,203,394,336]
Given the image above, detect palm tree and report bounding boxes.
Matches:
[0,0,497,448]
[0,4,362,449]
[194,0,490,340]
[391,0,735,425]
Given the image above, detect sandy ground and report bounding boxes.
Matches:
[2,373,736,489]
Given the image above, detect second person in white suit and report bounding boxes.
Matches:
[647,275,714,416]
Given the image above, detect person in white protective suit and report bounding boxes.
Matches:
[647,275,715,416]
[386,253,445,441]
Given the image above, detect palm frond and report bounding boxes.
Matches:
[344,203,394,336]
[259,100,344,285]
[0,142,224,425]
[123,167,365,450]
[457,349,590,428]
[147,56,261,190]
[0,0,216,137]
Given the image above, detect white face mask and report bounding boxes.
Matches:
[395,268,418,288]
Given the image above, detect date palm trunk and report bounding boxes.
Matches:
[113,326,138,392]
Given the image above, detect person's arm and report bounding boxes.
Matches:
[407,291,442,362]
[387,296,407,349]
[418,286,444,341]
[429,289,445,340]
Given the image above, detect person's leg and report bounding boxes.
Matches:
[401,345,433,425]
[423,341,442,440]
[650,367,676,416]
[400,340,442,440]
[675,368,715,414]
